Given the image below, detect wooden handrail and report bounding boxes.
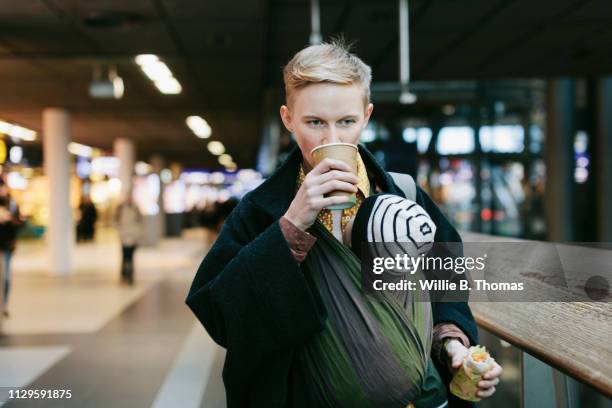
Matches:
[460,232,612,398]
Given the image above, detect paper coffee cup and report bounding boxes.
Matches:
[310,142,358,210]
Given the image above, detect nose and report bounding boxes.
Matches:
[324,126,340,144]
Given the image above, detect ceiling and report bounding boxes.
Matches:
[0,0,610,168]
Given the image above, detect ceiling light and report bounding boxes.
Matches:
[399,90,417,104]
[10,125,37,141]
[141,61,172,82]
[89,66,124,99]
[0,120,37,141]
[135,54,159,66]
[218,154,233,166]
[135,54,182,95]
[207,141,225,156]
[154,77,182,94]
[186,116,212,138]
[68,142,93,157]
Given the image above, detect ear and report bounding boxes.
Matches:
[279,105,294,133]
[363,103,374,128]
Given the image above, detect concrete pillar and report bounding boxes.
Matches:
[596,77,612,241]
[113,138,135,201]
[257,88,282,176]
[545,79,576,242]
[43,108,73,274]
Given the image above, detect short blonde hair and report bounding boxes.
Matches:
[282,38,372,107]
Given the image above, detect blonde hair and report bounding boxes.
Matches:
[282,38,372,107]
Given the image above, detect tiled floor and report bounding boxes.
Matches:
[0,228,226,407]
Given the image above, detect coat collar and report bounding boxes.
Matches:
[247,143,402,219]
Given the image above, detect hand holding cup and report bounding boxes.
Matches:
[284,156,358,232]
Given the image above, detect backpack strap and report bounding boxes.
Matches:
[388,171,417,201]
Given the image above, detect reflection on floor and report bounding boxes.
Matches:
[0,346,71,389]
[0,228,226,407]
[2,228,201,335]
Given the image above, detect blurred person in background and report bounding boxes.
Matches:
[0,182,24,318]
[114,195,142,285]
[76,195,98,242]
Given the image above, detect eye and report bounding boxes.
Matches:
[339,119,356,126]
[308,119,324,127]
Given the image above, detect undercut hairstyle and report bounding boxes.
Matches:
[282,38,372,107]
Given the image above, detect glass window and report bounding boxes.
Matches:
[403,127,433,153]
[436,126,475,155]
[480,125,524,153]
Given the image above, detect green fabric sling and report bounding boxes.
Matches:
[294,220,448,408]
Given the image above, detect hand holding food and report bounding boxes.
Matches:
[447,343,502,401]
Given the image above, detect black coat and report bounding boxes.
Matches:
[185,144,478,408]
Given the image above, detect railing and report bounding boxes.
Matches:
[461,232,612,406]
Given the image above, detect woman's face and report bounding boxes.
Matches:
[280,82,374,170]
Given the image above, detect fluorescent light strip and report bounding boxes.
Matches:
[154,78,182,94]
[135,54,182,95]
[207,141,225,156]
[135,54,159,66]
[141,62,172,81]
[68,142,93,157]
[186,116,212,139]
[0,120,37,141]
[218,154,232,166]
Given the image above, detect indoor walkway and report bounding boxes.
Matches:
[0,228,226,407]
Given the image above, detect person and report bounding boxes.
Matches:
[114,195,142,285]
[0,185,23,318]
[186,39,502,407]
[76,195,98,242]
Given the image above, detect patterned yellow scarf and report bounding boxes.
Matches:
[297,153,370,234]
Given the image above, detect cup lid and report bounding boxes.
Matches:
[310,142,358,155]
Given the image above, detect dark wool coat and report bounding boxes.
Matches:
[186,144,479,408]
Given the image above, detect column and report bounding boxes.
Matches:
[256,88,282,176]
[113,138,135,201]
[596,77,612,241]
[43,108,72,274]
[545,79,576,241]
